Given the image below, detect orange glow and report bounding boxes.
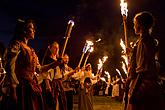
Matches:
[105,71,110,78]
[100,77,106,82]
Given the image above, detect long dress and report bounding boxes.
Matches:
[3,40,44,110]
[111,78,120,98]
[78,70,97,110]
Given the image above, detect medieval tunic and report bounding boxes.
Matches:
[43,56,67,110]
[62,65,75,110]
[52,66,67,110]
[127,35,165,110]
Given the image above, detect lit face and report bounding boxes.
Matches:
[63,55,69,64]
[50,43,59,56]
[25,23,36,39]
[133,19,141,35]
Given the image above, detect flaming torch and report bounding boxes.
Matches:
[116,69,123,79]
[120,0,128,48]
[78,40,93,67]
[96,58,103,76]
[105,71,111,84]
[83,47,94,67]
[105,71,110,79]
[120,39,128,66]
[120,39,128,76]
[100,77,106,82]
[0,58,6,85]
[96,56,108,76]
[61,20,74,57]
[102,56,108,64]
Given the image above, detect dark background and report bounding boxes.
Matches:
[0,0,165,76]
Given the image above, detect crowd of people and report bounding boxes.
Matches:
[0,11,165,110]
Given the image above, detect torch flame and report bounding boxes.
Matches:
[122,61,128,75]
[97,58,103,70]
[82,40,94,53]
[89,47,94,53]
[97,56,108,70]
[120,39,128,66]
[86,40,93,53]
[92,73,95,77]
[102,56,108,63]
[86,40,94,46]
[105,71,110,78]
[120,39,126,53]
[120,0,128,16]
[96,38,101,42]
[116,69,122,78]
[122,55,128,66]
[68,20,74,26]
[100,77,106,82]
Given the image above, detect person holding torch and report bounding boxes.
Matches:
[125,11,165,110]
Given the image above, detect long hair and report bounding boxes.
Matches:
[10,18,36,42]
[134,11,155,34]
[41,41,59,65]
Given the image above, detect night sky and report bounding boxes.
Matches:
[0,0,165,73]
